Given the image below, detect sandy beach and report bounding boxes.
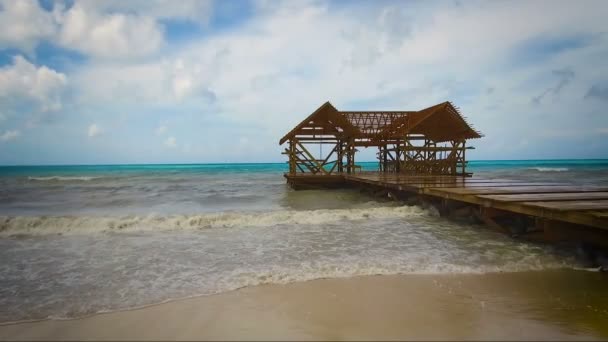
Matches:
[1,271,607,341]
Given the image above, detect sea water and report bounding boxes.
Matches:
[0,160,607,323]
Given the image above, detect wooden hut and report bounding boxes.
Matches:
[280,101,482,185]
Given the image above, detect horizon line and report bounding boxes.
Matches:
[0,158,607,168]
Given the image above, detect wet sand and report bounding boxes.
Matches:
[1,270,607,341]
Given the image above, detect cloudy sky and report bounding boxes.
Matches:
[0,0,607,165]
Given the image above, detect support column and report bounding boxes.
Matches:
[395,141,401,173]
[461,140,466,175]
[289,139,295,174]
[382,144,388,173]
[337,140,343,173]
[346,138,355,174]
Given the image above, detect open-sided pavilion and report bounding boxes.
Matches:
[280,101,482,184]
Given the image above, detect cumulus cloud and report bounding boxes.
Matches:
[531,68,575,105]
[2,0,608,163]
[585,82,608,102]
[76,0,213,24]
[73,57,218,105]
[0,55,67,112]
[65,1,608,155]
[0,0,212,60]
[155,125,167,135]
[56,3,164,59]
[0,130,20,142]
[87,123,101,137]
[0,0,58,53]
[164,136,177,148]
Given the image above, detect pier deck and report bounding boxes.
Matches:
[285,172,608,231]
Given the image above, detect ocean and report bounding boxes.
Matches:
[1,160,607,324]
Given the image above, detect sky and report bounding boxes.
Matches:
[0,0,607,165]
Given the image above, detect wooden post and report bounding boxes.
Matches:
[296,140,329,175]
[346,138,355,174]
[396,141,401,173]
[337,140,343,173]
[461,140,466,175]
[289,139,295,174]
[382,144,388,173]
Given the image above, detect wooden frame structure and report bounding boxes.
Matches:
[280,101,482,179]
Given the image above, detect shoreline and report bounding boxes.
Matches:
[1,271,607,340]
[0,268,595,327]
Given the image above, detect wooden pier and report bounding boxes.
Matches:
[345,173,608,229]
[280,101,608,247]
[286,172,608,245]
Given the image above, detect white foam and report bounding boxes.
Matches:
[0,258,579,324]
[226,262,572,289]
[531,167,569,172]
[0,208,584,323]
[27,176,101,181]
[0,205,431,236]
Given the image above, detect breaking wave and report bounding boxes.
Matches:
[531,167,569,172]
[0,205,432,236]
[27,176,102,182]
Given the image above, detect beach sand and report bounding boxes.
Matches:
[1,271,607,341]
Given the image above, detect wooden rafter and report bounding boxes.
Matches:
[281,100,482,176]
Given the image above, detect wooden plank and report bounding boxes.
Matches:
[365,182,564,190]
[589,211,608,218]
[522,200,608,212]
[295,140,329,175]
[478,192,608,202]
[395,182,559,188]
[284,173,343,179]
[351,174,545,183]
[287,172,608,229]
[349,176,506,183]
[372,178,515,183]
[425,186,608,196]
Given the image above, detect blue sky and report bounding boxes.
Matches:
[0,0,607,165]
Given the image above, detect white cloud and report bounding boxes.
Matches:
[56,3,164,59]
[164,136,177,148]
[77,0,213,24]
[181,142,192,154]
[0,55,67,112]
[73,56,217,105]
[87,123,101,137]
[3,0,607,162]
[0,0,57,53]
[155,124,167,135]
[65,0,608,161]
[172,75,193,101]
[0,0,190,60]
[0,0,212,59]
[0,130,20,142]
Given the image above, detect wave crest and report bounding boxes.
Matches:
[27,176,101,181]
[0,205,430,236]
[531,167,569,172]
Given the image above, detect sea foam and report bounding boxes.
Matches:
[0,205,431,236]
[27,176,101,181]
[532,167,569,172]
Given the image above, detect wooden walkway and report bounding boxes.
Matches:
[344,173,608,230]
[285,172,608,230]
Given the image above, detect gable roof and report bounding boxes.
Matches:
[279,101,482,145]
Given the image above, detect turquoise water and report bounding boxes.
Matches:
[0,159,605,323]
[1,159,607,175]
[0,159,606,216]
